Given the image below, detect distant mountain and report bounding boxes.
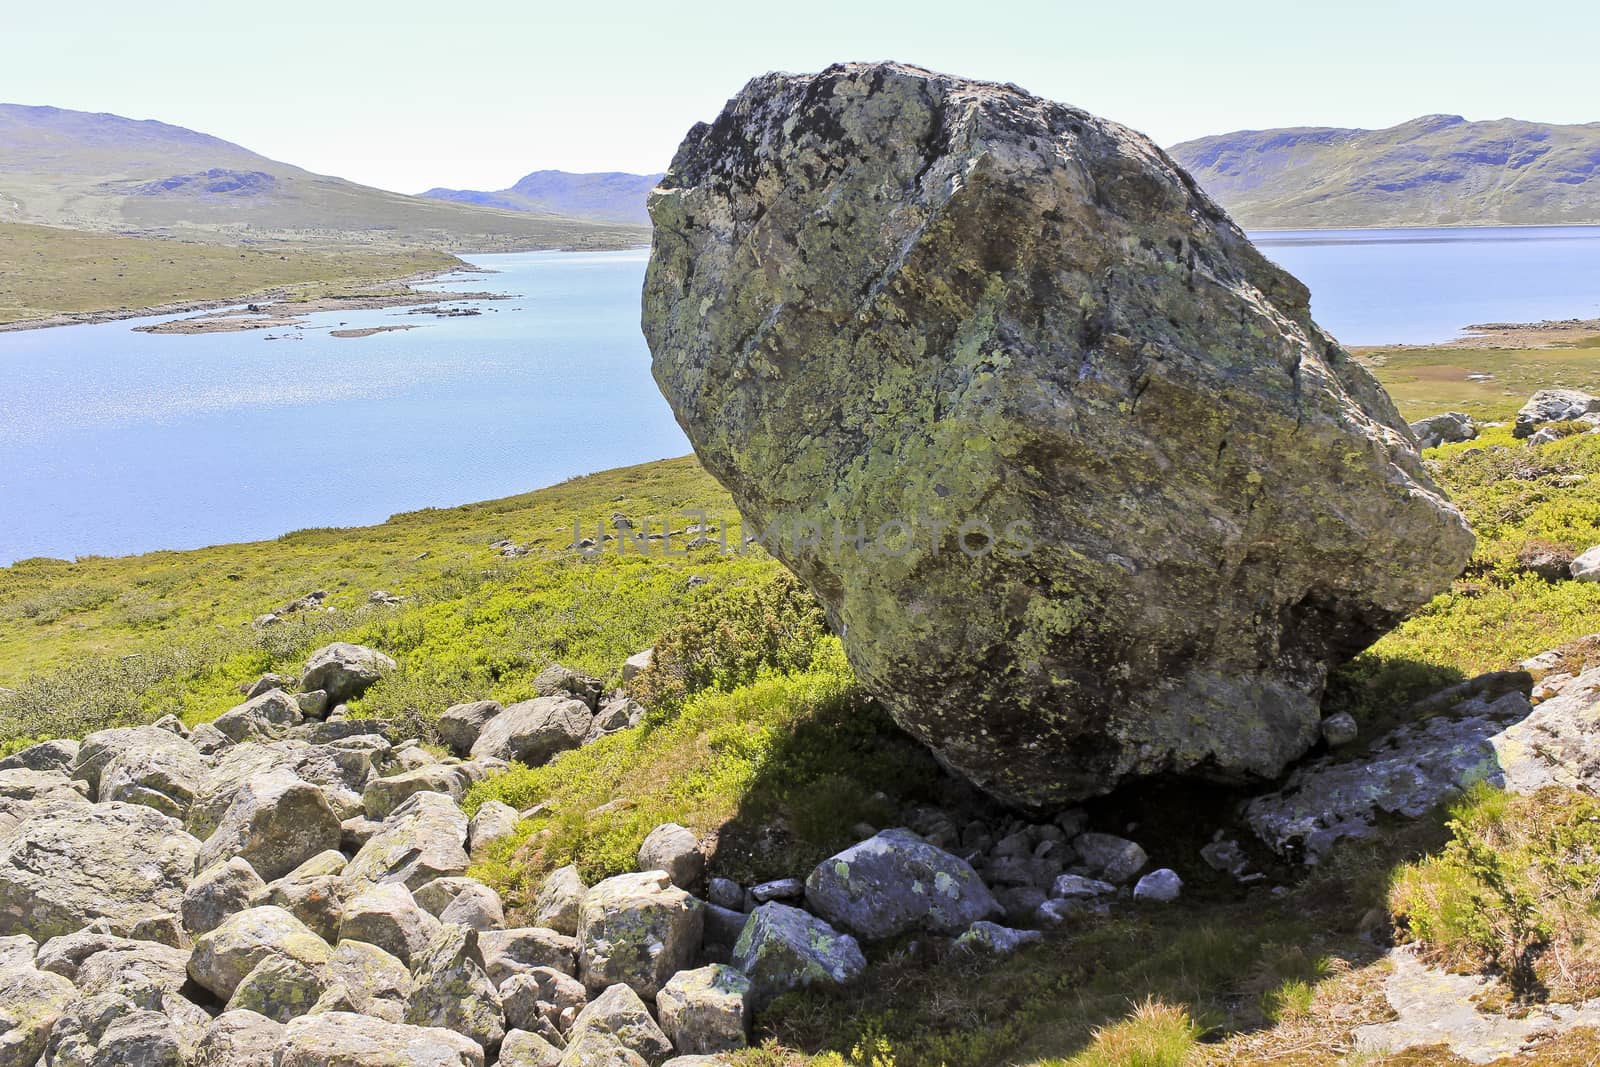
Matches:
[422,171,661,226]
[1169,116,1600,229]
[0,104,648,251]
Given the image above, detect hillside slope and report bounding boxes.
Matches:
[422,169,661,225]
[0,104,648,250]
[1170,115,1600,228]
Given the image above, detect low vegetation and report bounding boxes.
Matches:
[0,220,460,325]
[1356,341,1600,423]
[8,349,1600,1063]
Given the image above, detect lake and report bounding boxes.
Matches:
[2,227,1599,565]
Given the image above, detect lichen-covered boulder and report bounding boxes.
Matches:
[804,828,999,939]
[0,963,76,1064]
[324,938,412,1021]
[566,983,673,1064]
[188,905,333,1001]
[300,644,397,705]
[92,726,208,818]
[470,697,593,767]
[438,702,503,757]
[730,903,864,1007]
[340,883,442,967]
[532,865,588,936]
[193,1009,283,1067]
[0,801,199,942]
[212,690,303,744]
[656,964,751,1055]
[228,954,330,1022]
[405,924,505,1055]
[479,927,580,986]
[43,994,192,1067]
[362,763,485,821]
[0,739,79,775]
[469,801,521,855]
[195,767,343,882]
[558,1030,650,1066]
[643,62,1474,805]
[499,1028,563,1067]
[344,791,470,893]
[1515,389,1600,438]
[184,857,268,937]
[637,824,705,891]
[278,1011,484,1067]
[1409,412,1477,449]
[577,872,704,999]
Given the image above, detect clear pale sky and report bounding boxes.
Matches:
[9,0,1596,195]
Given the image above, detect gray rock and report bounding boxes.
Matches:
[193,1010,284,1067]
[469,800,521,854]
[1321,712,1359,747]
[0,963,75,1064]
[44,995,190,1067]
[362,763,483,820]
[184,857,269,936]
[587,697,645,744]
[470,697,593,766]
[577,872,704,999]
[657,964,751,1055]
[300,644,397,705]
[324,938,412,1021]
[439,702,503,757]
[414,878,506,932]
[0,738,79,774]
[341,815,385,853]
[76,726,204,817]
[259,856,350,944]
[34,929,145,982]
[745,878,803,905]
[340,883,442,966]
[344,791,470,893]
[1133,868,1183,903]
[405,923,505,1055]
[1199,839,1249,877]
[730,903,865,1007]
[700,904,746,949]
[187,905,333,1001]
[229,953,330,1022]
[1514,388,1600,438]
[500,1028,563,1067]
[0,801,198,942]
[804,828,999,939]
[566,983,673,1064]
[621,650,654,683]
[557,1030,649,1066]
[1409,412,1477,449]
[278,1011,485,1066]
[480,928,580,986]
[706,879,742,911]
[993,885,1048,924]
[212,690,303,744]
[637,823,705,890]
[501,967,587,1035]
[1572,546,1600,582]
[1072,833,1148,885]
[642,61,1473,806]
[188,722,234,756]
[532,665,603,710]
[246,673,297,700]
[532,865,589,936]
[0,934,35,969]
[296,690,331,720]
[195,767,343,882]
[954,921,1043,956]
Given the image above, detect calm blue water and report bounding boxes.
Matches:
[0,250,686,565]
[2,229,1599,565]
[1254,226,1600,345]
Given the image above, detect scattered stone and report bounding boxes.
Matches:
[587,696,645,743]
[1133,868,1183,903]
[621,650,653,682]
[805,828,999,939]
[533,866,589,936]
[1571,546,1600,582]
[188,906,333,1001]
[730,903,865,1007]
[577,871,704,998]
[195,767,343,882]
[745,878,803,905]
[1409,412,1477,449]
[566,983,673,1063]
[657,964,751,1055]
[1514,389,1600,438]
[439,702,504,757]
[1200,840,1250,878]
[954,921,1043,956]
[363,763,483,820]
[1050,873,1117,900]
[637,823,705,890]
[642,61,1474,806]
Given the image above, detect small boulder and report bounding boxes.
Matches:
[1072,833,1148,885]
[184,857,269,936]
[438,701,503,757]
[1409,412,1477,449]
[195,767,343,882]
[532,665,603,709]
[405,923,506,1055]
[1571,546,1600,582]
[637,823,705,890]
[954,920,1043,956]
[804,828,999,939]
[479,927,580,986]
[577,871,704,998]
[325,938,413,1021]
[212,690,303,743]
[362,763,483,820]
[301,643,397,705]
[656,964,751,1055]
[188,905,333,1001]
[501,967,587,1035]
[0,963,76,1064]
[1515,389,1600,438]
[470,697,593,766]
[340,883,442,966]
[469,800,521,854]
[229,953,330,1022]
[730,903,865,1007]
[1133,868,1183,903]
[1320,712,1359,748]
[532,865,588,936]
[0,738,79,774]
[193,1009,284,1067]
[566,982,673,1064]
[621,650,653,682]
[500,1028,563,1067]
[344,791,470,892]
[277,1011,485,1067]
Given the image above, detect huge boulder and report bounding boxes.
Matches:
[0,801,199,942]
[642,62,1474,805]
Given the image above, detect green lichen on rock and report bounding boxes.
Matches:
[643,61,1475,805]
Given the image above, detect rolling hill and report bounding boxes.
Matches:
[1170,115,1600,229]
[0,104,648,250]
[422,170,661,225]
